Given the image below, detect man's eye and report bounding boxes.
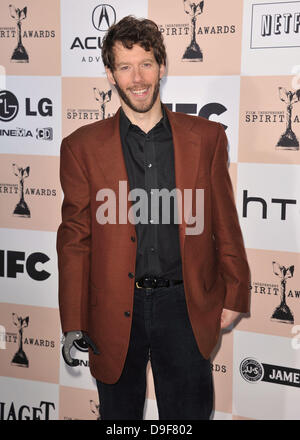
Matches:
[120,66,129,70]
[143,63,151,67]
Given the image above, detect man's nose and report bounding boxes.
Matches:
[132,67,143,83]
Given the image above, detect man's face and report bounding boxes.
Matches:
[106,42,165,114]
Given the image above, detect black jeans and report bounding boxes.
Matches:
[96,282,213,420]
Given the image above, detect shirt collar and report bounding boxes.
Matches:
[119,104,171,136]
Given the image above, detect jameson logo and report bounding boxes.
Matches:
[0,400,55,420]
[240,358,300,388]
[66,87,115,121]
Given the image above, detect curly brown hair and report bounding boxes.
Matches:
[101,16,166,71]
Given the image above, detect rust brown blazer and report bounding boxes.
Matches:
[56,106,250,384]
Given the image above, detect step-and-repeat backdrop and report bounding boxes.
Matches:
[0,0,300,420]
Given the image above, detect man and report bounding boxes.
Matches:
[57,16,250,420]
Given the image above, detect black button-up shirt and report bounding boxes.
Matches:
[119,106,183,281]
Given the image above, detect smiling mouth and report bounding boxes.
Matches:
[130,87,150,98]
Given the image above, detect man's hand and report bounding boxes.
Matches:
[62,331,100,367]
[220,308,240,329]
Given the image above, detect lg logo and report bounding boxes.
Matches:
[0,90,53,122]
[0,250,51,281]
[0,91,19,122]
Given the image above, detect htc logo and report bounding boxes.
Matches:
[242,190,297,220]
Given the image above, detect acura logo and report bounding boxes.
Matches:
[92,4,116,32]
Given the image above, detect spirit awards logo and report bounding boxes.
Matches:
[240,357,300,388]
[66,87,115,121]
[12,163,30,218]
[243,84,300,152]
[9,5,29,63]
[271,261,294,324]
[182,0,204,62]
[11,313,29,368]
[94,88,112,120]
[277,87,300,150]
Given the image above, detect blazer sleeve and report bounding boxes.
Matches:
[56,137,91,333]
[210,124,251,313]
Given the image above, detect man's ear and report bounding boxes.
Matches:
[159,63,166,80]
[105,66,116,85]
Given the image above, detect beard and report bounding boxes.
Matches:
[113,73,161,114]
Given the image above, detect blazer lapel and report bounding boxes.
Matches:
[165,106,203,256]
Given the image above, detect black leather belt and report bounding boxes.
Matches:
[135,276,183,289]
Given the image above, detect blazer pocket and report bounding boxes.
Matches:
[204,265,218,292]
[89,283,100,306]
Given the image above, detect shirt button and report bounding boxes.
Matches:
[130,236,136,242]
[147,163,152,168]
[128,272,134,278]
[150,247,155,252]
[124,311,131,317]
[149,219,154,224]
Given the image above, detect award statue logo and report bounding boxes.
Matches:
[11,314,29,368]
[276,88,300,150]
[90,400,101,420]
[239,76,300,164]
[12,163,30,218]
[271,262,294,324]
[9,5,29,63]
[93,88,112,120]
[182,0,204,62]
[149,0,242,75]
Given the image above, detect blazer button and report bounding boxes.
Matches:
[130,236,136,242]
[128,272,134,278]
[124,311,131,317]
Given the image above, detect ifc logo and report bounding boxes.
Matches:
[240,358,264,383]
